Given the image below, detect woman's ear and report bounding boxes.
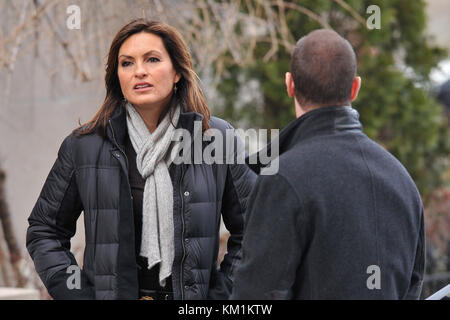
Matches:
[175,73,181,84]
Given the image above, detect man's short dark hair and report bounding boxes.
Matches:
[290,29,357,107]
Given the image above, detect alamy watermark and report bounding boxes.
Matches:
[66,265,81,290]
[67,264,383,291]
[366,265,381,290]
[66,5,81,30]
[366,5,381,30]
[167,121,280,175]
[65,4,381,31]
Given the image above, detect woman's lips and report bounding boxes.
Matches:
[133,83,153,92]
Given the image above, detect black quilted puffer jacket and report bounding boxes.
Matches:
[26,104,256,300]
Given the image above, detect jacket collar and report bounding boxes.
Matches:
[106,102,204,151]
[248,105,363,173]
[278,105,362,149]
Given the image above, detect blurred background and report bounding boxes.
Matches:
[0,0,448,299]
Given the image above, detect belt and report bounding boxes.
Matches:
[139,289,174,300]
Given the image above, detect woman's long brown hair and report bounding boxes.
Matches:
[73,19,210,136]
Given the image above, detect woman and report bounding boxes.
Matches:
[26,19,256,300]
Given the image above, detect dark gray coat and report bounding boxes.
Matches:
[26,105,256,300]
[232,106,425,299]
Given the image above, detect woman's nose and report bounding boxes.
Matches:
[135,63,147,78]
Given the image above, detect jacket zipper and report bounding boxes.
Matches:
[108,119,132,205]
[108,119,129,169]
[109,119,140,298]
[179,165,186,300]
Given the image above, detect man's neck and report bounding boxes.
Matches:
[295,100,317,118]
[295,100,351,118]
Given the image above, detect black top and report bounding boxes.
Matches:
[124,132,173,292]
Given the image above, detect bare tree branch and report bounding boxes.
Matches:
[3,0,30,109]
[2,0,57,47]
[276,0,295,53]
[259,0,279,62]
[33,0,89,81]
[332,0,366,26]
[270,1,331,29]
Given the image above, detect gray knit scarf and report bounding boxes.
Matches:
[125,102,180,286]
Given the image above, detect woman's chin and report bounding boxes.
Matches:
[128,98,156,108]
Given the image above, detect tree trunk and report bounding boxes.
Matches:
[0,234,12,287]
[0,168,27,287]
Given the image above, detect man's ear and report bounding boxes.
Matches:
[285,72,295,98]
[350,76,361,102]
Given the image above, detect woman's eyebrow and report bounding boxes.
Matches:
[142,50,162,57]
[119,50,162,60]
[119,54,134,60]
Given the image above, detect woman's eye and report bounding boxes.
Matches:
[121,61,132,67]
[148,57,160,63]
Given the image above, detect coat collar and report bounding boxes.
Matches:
[248,105,363,173]
[277,105,362,149]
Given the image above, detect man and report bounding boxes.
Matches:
[231,30,425,299]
